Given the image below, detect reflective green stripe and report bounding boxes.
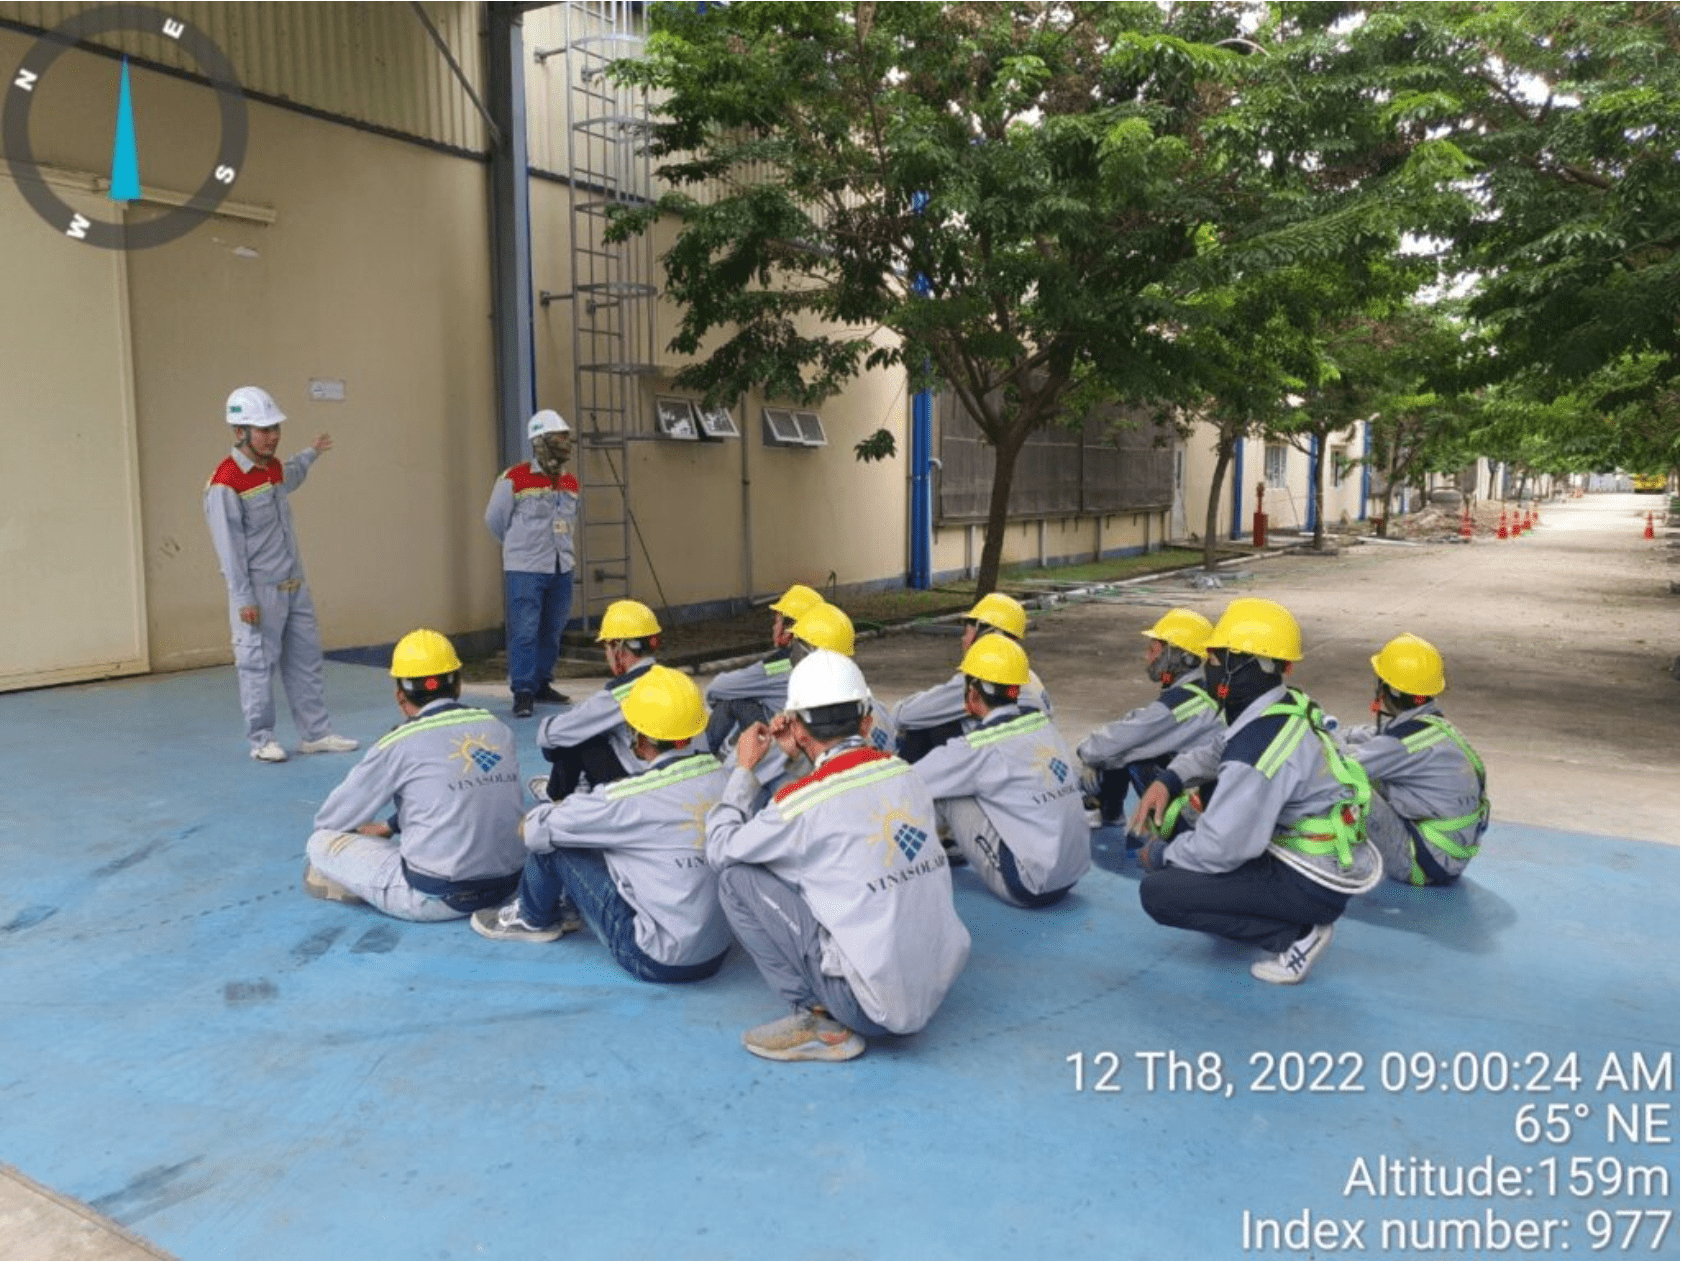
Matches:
[374,708,494,750]
[606,753,719,800]
[609,677,638,701]
[966,711,1048,749]
[1256,714,1310,779]
[1171,686,1217,722]
[781,760,908,819]
[1400,726,1447,754]
[764,658,791,677]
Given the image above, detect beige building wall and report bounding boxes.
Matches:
[0,13,503,685]
[929,509,1172,584]
[1179,421,1373,547]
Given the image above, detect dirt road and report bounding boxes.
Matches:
[849,491,1679,845]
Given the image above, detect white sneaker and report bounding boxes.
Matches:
[299,733,359,754]
[250,740,288,763]
[1251,923,1336,985]
[527,775,553,802]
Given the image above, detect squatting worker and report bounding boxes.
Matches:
[1131,598,1381,985]
[203,385,358,764]
[705,650,970,1063]
[893,591,1052,763]
[1076,608,1220,835]
[485,409,580,718]
[910,635,1090,908]
[1340,633,1490,886]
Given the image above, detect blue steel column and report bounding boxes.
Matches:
[908,190,933,589]
[911,389,931,588]
[1360,419,1371,521]
[1308,435,1320,532]
[1229,441,1246,540]
[486,4,534,468]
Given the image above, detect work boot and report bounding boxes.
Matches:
[534,684,571,705]
[512,692,535,719]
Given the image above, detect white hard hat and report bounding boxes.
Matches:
[528,409,570,440]
[785,648,871,716]
[225,386,285,428]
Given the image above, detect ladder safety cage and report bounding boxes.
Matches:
[557,0,662,633]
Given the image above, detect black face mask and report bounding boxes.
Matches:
[1207,650,1283,721]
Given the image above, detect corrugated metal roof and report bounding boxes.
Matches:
[0,2,489,153]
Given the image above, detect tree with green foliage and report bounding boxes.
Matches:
[612,0,1426,595]
[1308,2,1679,473]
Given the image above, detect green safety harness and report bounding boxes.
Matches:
[1396,714,1490,885]
[1261,689,1372,871]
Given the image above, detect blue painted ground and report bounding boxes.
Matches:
[1,662,1676,1260]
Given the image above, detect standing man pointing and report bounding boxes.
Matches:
[203,385,357,764]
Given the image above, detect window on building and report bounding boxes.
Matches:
[1330,445,1348,487]
[1264,443,1288,488]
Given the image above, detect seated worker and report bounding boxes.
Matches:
[705,650,971,1062]
[303,629,525,920]
[1077,609,1219,830]
[745,600,904,806]
[471,667,734,983]
[703,582,823,755]
[534,598,661,803]
[910,636,1090,908]
[1339,634,1489,886]
[1130,598,1381,985]
[892,591,1051,763]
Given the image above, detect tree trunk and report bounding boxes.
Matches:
[1203,433,1235,572]
[973,426,1030,599]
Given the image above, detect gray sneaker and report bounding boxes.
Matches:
[1251,923,1336,985]
[470,900,575,943]
[742,1009,866,1062]
[527,775,553,802]
[302,863,366,906]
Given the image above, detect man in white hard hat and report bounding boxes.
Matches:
[485,410,579,718]
[204,385,358,763]
[705,649,970,1062]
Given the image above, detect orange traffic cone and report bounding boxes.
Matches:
[1497,509,1509,540]
[1644,512,1655,540]
[1459,508,1473,539]
[1521,507,1533,534]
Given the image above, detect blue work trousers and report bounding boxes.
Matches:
[517,848,725,984]
[504,567,573,695]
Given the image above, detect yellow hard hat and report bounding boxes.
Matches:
[1371,633,1446,697]
[769,583,823,620]
[620,665,708,742]
[792,602,855,656]
[960,634,1030,687]
[596,599,661,643]
[1205,597,1302,662]
[967,592,1027,640]
[390,628,462,679]
[1141,608,1213,656]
